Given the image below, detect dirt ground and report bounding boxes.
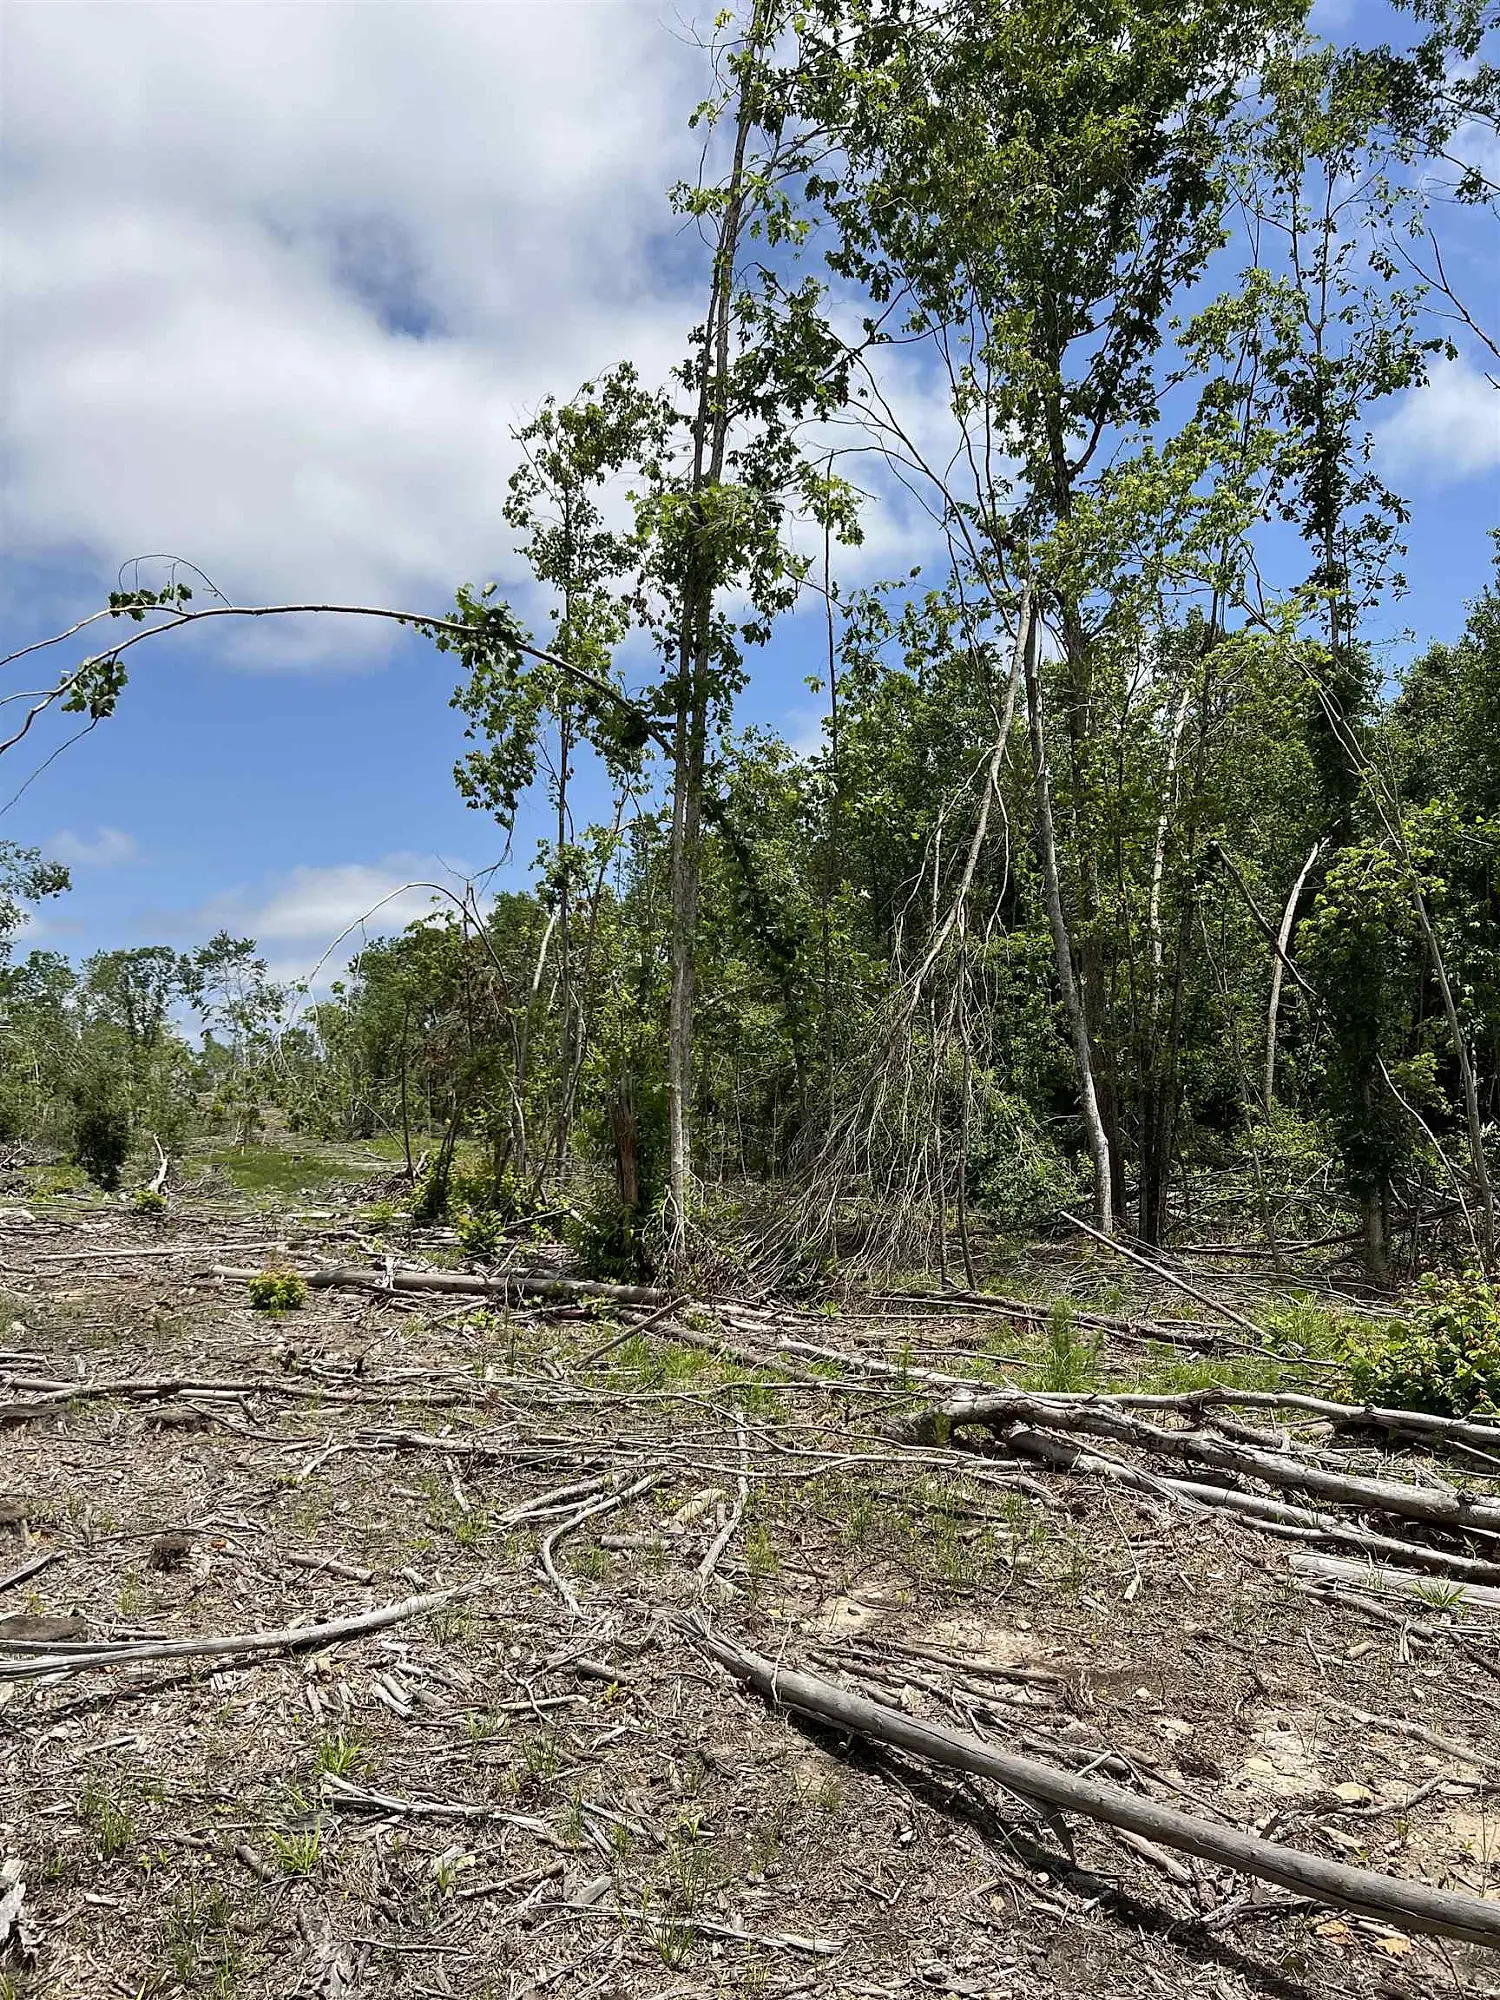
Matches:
[2,1159,1499,1999]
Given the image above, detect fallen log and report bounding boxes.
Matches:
[899,1391,1500,1539]
[1068,1386,1500,1456]
[691,1618,1500,1950]
[212,1263,668,1308]
[1287,1551,1500,1611]
[1002,1426,1500,1583]
[0,1582,471,1679]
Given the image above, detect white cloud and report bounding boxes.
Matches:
[192,857,463,947]
[1379,354,1500,484]
[46,826,139,868]
[0,3,703,662]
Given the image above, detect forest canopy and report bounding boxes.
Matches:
[4,0,1499,1291]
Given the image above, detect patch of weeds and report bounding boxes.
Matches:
[743,1519,779,1599]
[608,1334,708,1389]
[246,1268,307,1314]
[738,1373,785,1421]
[1350,1274,1500,1417]
[571,1539,608,1581]
[132,1186,168,1218]
[78,1778,136,1860]
[161,1880,243,1996]
[430,1602,475,1646]
[314,1732,367,1779]
[814,1775,844,1813]
[825,1473,877,1549]
[203,1146,348,1196]
[1261,1294,1365,1364]
[1028,1301,1102,1394]
[269,1826,322,1876]
[453,1505,492,1549]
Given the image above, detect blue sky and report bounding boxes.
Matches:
[1,0,1497,987]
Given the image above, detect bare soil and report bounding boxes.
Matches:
[2,1163,1498,1999]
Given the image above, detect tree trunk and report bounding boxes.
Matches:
[1023,602,1113,1232]
[1265,842,1322,1118]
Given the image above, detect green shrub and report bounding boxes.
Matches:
[565,1184,653,1282]
[132,1186,168,1217]
[456,1207,504,1260]
[72,1099,131,1191]
[247,1269,308,1314]
[969,1094,1085,1238]
[1349,1273,1500,1416]
[1027,1300,1103,1394]
[411,1163,452,1223]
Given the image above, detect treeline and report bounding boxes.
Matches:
[5,0,1498,1281]
[0,931,285,1185]
[5,565,1498,1284]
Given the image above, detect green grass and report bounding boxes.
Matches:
[200,1145,353,1195]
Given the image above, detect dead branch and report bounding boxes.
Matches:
[0,1582,474,1679]
[898,1389,1500,1539]
[211,1263,668,1308]
[689,1618,1500,1948]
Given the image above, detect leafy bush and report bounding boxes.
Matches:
[968,1093,1086,1238]
[565,1183,654,1282]
[1349,1273,1500,1416]
[247,1269,308,1314]
[411,1163,452,1223]
[72,1097,131,1191]
[456,1207,504,1260]
[132,1186,168,1217]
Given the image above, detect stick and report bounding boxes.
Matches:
[1059,1212,1266,1340]
[699,1408,751,1593]
[0,1582,472,1679]
[213,1264,668,1308]
[538,1473,661,1617]
[0,1552,59,1595]
[690,1619,1500,1949]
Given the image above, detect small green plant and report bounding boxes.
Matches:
[744,1520,778,1595]
[1350,1273,1500,1417]
[246,1268,308,1314]
[79,1779,136,1860]
[161,1881,243,1994]
[269,1825,322,1875]
[456,1207,504,1259]
[132,1185,168,1216]
[1415,1577,1470,1611]
[1030,1300,1102,1395]
[314,1732,367,1778]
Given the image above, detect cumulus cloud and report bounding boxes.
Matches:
[0,2,701,660]
[191,857,463,947]
[45,826,139,868]
[1379,354,1500,483]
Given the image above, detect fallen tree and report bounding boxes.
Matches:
[895,1390,1500,1538]
[690,1619,1500,1950]
[212,1263,668,1308]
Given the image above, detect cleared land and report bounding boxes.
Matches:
[1,1149,1498,1999]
